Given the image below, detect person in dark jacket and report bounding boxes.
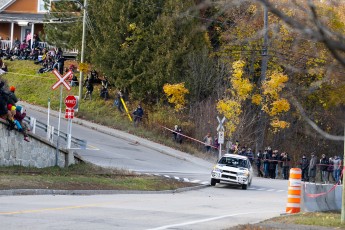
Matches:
[269,152,278,179]
[0,81,15,130]
[7,86,18,105]
[328,157,335,182]
[263,149,270,178]
[246,148,254,164]
[256,150,263,177]
[0,83,9,118]
[173,125,183,144]
[281,152,291,180]
[320,154,329,184]
[300,154,309,181]
[133,104,144,126]
[84,81,93,100]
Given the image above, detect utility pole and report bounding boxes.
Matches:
[78,0,87,105]
[260,5,269,83]
[255,5,269,152]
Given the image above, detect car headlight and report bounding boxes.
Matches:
[213,166,223,173]
[238,171,249,176]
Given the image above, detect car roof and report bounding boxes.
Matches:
[222,154,248,160]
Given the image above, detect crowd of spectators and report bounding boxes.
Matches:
[0,81,30,142]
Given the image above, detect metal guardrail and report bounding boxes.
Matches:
[24,116,87,149]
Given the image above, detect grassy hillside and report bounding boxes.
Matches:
[1,60,210,160]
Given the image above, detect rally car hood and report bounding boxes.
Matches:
[216,164,249,173]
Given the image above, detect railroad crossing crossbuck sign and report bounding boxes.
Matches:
[52,70,73,91]
[217,116,226,132]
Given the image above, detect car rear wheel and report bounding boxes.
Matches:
[241,184,248,190]
[210,178,218,186]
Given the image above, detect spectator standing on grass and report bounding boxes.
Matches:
[308,152,317,183]
[133,104,144,126]
[300,154,309,181]
[273,150,280,178]
[328,157,335,182]
[84,80,93,100]
[114,90,124,112]
[281,152,290,180]
[213,136,219,150]
[70,75,78,87]
[173,125,178,142]
[263,149,270,178]
[175,125,183,144]
[333,155,341,183]
[100,85,109,100]
[256,150,263,177]
[320,154,329,184]
[203,133,213,153]
[269,151,278,179]
[246,148,254,164]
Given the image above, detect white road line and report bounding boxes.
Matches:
[164,175,170,178]
[201,181,209,185]
[154,174,160,176]
[144,173,150,175]
[146,211,278,230]
[277,190,285,192]
[191,180,201,183]
[257,188,265,191]
[183,178,189,182]
[267,189,275,192]
[174,176,180,180]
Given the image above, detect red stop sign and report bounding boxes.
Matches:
[65,95,77,108]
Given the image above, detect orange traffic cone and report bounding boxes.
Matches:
[286,168,302,214]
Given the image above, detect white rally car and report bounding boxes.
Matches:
[210,154,253,190]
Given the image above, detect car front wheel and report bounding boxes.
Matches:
[241,184,248,190]
[210,178,218,186]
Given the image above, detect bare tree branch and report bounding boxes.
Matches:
[288,92,344,141]
[256,0,345,68]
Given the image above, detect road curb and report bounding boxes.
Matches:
[0,185,209,196]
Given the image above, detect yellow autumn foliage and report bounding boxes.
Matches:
[216,99,242,134]
[163,83,189,111]
[231,60,253,100]
[217,60,253,136]
[251,94,262,105]
[261,71,291,130]
[270,118,290,132]
[262,71,288,100]
[78,62,90,73]
[268,98,290,116]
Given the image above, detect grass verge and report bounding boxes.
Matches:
[0,163,195,191]
[228,212,345,229]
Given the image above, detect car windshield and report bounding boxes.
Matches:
[218,157,248,168]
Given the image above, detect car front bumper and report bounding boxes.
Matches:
[211,171,249,185]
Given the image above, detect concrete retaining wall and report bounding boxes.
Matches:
[301,182,342,212]
[0,119,79,168]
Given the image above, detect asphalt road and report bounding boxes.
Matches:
[0,180,287,230]
[23,102,214,184]
[0,102,290,229]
